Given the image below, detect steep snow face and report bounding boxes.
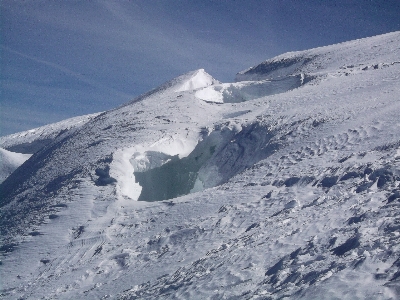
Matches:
[1,32,400,300]
[0,148,31,183]
[174,68,220,92]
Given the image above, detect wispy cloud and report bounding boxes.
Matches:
[6,0,263,78]
[2,46,133,100]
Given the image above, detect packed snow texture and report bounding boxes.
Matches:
[1,31,400,299]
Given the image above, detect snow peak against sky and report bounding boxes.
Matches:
[1,0,400,135]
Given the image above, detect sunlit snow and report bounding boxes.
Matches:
[1,31,400,300]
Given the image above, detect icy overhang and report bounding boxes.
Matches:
[195,75,308,103]
[111,122,279,202]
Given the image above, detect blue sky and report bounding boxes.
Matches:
[1,0,400,136]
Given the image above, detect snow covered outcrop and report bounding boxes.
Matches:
[0,148,31,183]
[174,68,220,92]
[1,31,400,300]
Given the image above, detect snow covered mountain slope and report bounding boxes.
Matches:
[1,32,400,299]
[236,31,400,82]
[0,113,100,154]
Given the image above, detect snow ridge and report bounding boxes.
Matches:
[236,31,400,82]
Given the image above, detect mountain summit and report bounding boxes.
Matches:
[174,68,220,92]
[1,31,400,299]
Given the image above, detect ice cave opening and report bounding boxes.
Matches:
[133,123,278,202]
[133,130,226,202]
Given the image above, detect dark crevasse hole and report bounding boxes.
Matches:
[135,123,279,202]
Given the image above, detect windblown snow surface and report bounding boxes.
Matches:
[1,32,400,299]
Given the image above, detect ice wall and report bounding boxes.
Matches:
[133,122,279,201]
